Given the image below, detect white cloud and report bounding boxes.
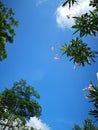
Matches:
[26,117,50,130]
[96,72,98,79]
[56,0,94,28]
[36,0,48,6]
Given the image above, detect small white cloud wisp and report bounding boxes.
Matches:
[26,117,50,130]
[36,0,48,6]
[56,0,94,29]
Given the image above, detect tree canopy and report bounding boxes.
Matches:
[73,119,98,130]
[0,1,18,61]
[0,79,42,129]
[61,37,97,66]
[61,0,98,68]
[62,0,98,129]
[83,82,98,121]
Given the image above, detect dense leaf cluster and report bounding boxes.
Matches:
[61,0,98,67]
[0,80,42,129]
[62,0,98,8]
[62,0,98,129]
[72,11,98,37]
[73,119,98,130]
[62,0,77,8]
[86,83,98,120]
[0,1,18,61]
[61,37,96,66]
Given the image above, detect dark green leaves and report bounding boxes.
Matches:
[72,11,98,37]
[61,0,98,69]
[61,38,97,66]
[84,82,98,121]
[62,0,77,8]
[89,0,98,8]
[73,124,81,130]
[0,1,19,61]
[0,79,42,128]
[0,41,7,61]
[73,119,98,130]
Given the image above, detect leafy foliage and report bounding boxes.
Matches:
[72,11,98,37]
[61,37,97,66]
[73,119,98,130]
[89,0,98,7]
[0,1,18,61]
[62,0,77,8]
[61,0,98,129]
[0,113,26,130]
[61,0,98,68]
[0,79,42,129]
[62,0,98,8]
[85,83,98,121]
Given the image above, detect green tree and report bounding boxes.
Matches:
[61,37,97,66]
[72,81,98,130]
[61,0,98,67]
[0,79,42,129]
[63,0,98,8]
[62,0,77,8]
[61,0,98,129]
[72,11,98,37]
[73,119,98,130]
[0,1,18,61]
[84,82,98,121]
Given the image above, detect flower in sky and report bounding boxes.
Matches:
[96,72,98,79]
[73,62,80,70]
[51,46,55,51]
[88,84,96,91]
[83,83,96,99]
[83,83,96,92]
[84,94,88,99]
[54,54,59,60]
[51,46,59,60]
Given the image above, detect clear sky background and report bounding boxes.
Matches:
[1,0,98,130]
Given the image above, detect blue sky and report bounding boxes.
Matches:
[1,0,98,130]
